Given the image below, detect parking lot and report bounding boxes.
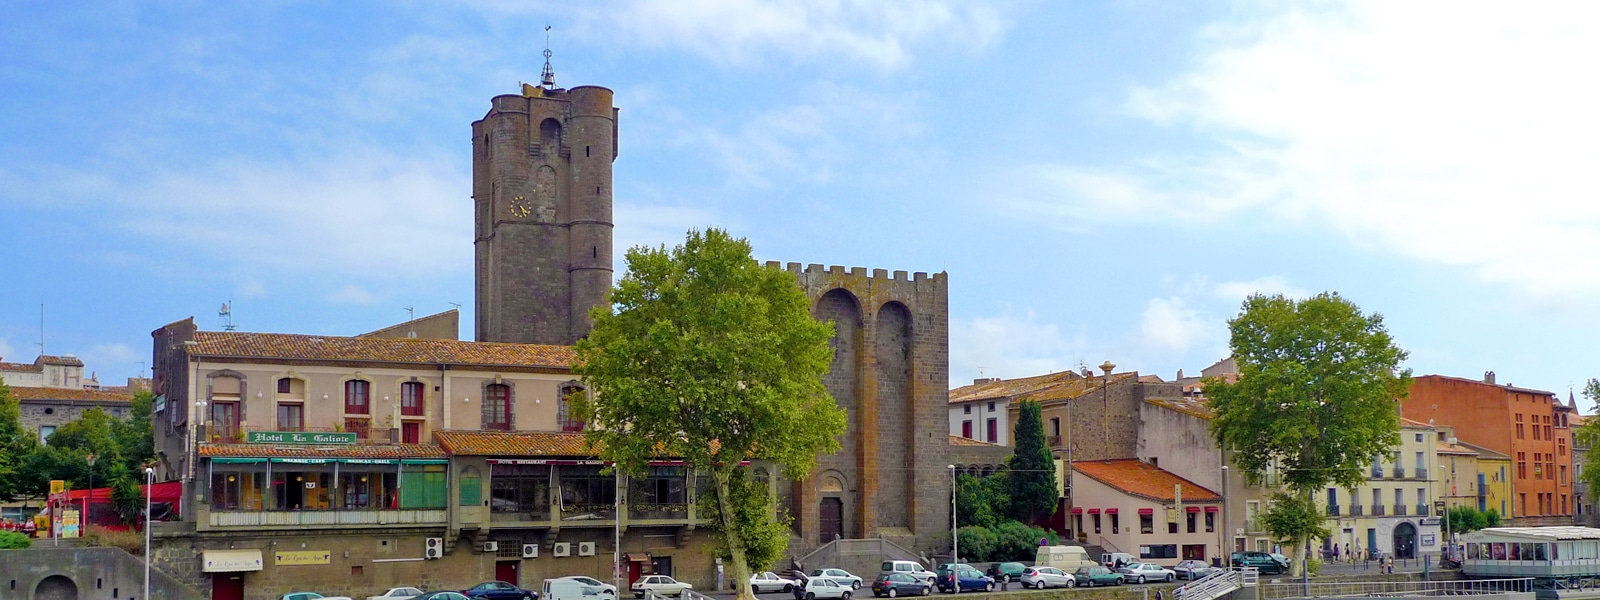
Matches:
[705,574,1185,600]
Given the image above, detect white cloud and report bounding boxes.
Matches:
[1019,2,1600,294]
[328,284,379,305]
[0,337,15,363]
[950,310,1088,385]
[1213,276,1311,302]
[1137,296,1219,355]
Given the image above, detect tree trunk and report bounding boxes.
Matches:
[716,467,757,600]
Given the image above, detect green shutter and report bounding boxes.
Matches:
[460,473,482,507]
[400,465,447,509]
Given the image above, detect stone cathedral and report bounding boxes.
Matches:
[471,71,964,561]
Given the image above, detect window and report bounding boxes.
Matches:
[963,405,971,415]
[962,421,973,439]
[402,422,421,444]
[1535,453,1544,479]
[1563,494,1569,514]
[38,425,55,444]
[1205,511,1215,532]
[337,469,395,510]
[1395,488,1404,507]
[278,378,292,394]
[1562,465,1569,486]
[212,401,240,441]
[1141,513,1153,534]
[558,466,617,511]
[559,385,586,432]
[1187,511,1197,533]
[1169,518,1178,534]
[485,384,511,430]
[1518,453,1528,479]
[1416,433,1424,443]
[1415,452,1425,473]
[1110,513,1119,534]
[1093,513,1101,534]
[490,464,550,514]
[1560,438,1568,456]
[988,402,996,412]
[459,467,482,507]
[210,471,265,510]
[1372,489,1381,508]
[401,381,424,417]
[1051,418,1060,437]
[1139,545,1178,559]
[633,466,687,505]
[1521,493,1527,515]
[344,380,370,415]
[986,418,998,443]
[277,403,304,431]
[1517,414,1525,439]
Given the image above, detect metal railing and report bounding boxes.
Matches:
[1393,467,1406,478]
[1349,505,1364,516]
[1371,505,1386,516]
[1176,567,1258,600]
[1327,505,1340,516]
[1395,504,1408,516]
[1259,577,1534,600]
[1417,504,1431,517]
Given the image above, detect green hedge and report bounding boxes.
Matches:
[958,521,1059,562]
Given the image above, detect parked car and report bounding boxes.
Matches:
[985,562,1025,583]
[810,569,862,590]
[547,577,618,597]
[283,594,354,600]
[1270,554,1293,570]
[414,594,470,600]
[545,579,616,600]
[1116,563,1175,584]
[369,588,426,600]
[1071,566,1124,587]
[752,572,800,594]
[464,581,538,600]
[1019,566,1074,589]
[631,576,693,598]
[936,564,994,593]
[800,577,852,600]
[870,573,930,598]
[1230,552,1287,575]
[880,561,935,585]
[1173,560,1216,580]
[1101,553,1136,570]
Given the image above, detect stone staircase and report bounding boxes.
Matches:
[1174,567,1258,600]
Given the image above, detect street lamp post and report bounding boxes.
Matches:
[144,466,154,600]
[949,464,959,593]
[1221,464,1229,565]
[86,453,96,528]
[1439,465,1452,562]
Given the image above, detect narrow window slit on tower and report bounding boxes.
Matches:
[586,145,591,157]
[593,246,597,258]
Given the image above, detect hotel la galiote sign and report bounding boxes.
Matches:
[246,431,357,445]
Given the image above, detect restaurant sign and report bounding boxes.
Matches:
[246,431,357,445]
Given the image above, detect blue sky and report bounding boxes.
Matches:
[4,1,1599,402]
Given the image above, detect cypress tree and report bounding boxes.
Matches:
[1007,399,1058,522]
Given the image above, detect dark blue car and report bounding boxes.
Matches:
[464,581,538,600]
[936,565,994,593]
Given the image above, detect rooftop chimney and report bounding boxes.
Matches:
[1484,371,1496,384]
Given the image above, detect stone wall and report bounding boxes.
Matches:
[20,400,130,444]
[0,547,206,600]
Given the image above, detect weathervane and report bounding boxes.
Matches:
[541,25,557,89]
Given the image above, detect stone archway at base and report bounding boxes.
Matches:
[1393,522,1418,559]
[35,575,79,600]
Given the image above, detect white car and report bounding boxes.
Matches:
[879,561,935,585]
[1019,566,1074,589]
[631,575,693,598]
[800,577,852,600]
[809,569,862,590]
[282,594,353,600]
[549,576,619,597]
[1117,563,1176,583]
[367,588,424,600]
[751,572,799,594]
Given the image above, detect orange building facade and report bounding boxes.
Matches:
[1400,374,1575,524]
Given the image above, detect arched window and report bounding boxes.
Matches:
[485,384,511,430]
[401,381,425,417]
[345,380,370,415]
[559,384,586,432]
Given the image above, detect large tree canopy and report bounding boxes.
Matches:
[575,228,847,600]
[1208,292,1411,495]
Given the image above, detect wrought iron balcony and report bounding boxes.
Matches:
[1393,467,1406,478]
[1349,505,1364,516]
[1395,504,1408,516]
[1327,504,1340,516]
[1371,505,1386,516]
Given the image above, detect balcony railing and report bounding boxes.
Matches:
[1393,467,1406,479]
[1245,518,1261,532]
[560,503,617,522]
[209,509,445,528]
[1349,505,1364,516]
[1048,435,1063,447]
[1418,504,1431,517]
[1394,504,1408,516]
[629,503,690,521]
[1327,505,1340,516]
[1372,505,1386,516]
[1371,467,1384,478]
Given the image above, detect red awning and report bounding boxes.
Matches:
[1087,508,1100,514]
[1138,508,1154,515]
[1070,508,1083,515]
[1186,506,1202,513]
[1104,508,1118,514]
[1205,506,1220,513]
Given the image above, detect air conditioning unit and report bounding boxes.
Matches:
[482,541,499,553]
[578,541,596,557]
[424,537,443,560]
[553,542,572,557]
[522,543,539,559]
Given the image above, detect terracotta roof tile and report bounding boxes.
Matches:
[434,430,594,456]
[1144,397,1215,420]
[190,331,574,369]
[1438,442,1477,456]
[0,362,40,373]
[951,371,1085,404]
[949,435,999,447]
[1074,459,1221,503]
[9,386,133,402]
[198,443,446,459]
[37,355,84,367]
[1026,373,1139,403]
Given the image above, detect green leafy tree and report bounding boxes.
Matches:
[1207,292,1410,573]
[1484,508,1502,528]
[1577,381,1600,500]
[575,228,848,600]
[1260,492,1330,556]
[0,530,31,549]
[108,462,146,525]
[698,467,792,572]
[1007,400,1057,523]
[989,520,1058,562]
[956,525,998,562]
[956,473,1010,528]
[112,392,155,472]
[1447,506,1493,533]
[0,379,37,501]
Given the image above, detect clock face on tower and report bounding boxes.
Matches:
[509,195,532,218]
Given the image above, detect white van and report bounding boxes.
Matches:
[881,560,936,584]
[1034,546,1098,572]
[545,579,612,600]
[1101,552,1136,569]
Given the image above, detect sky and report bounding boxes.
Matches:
[3,1,1599,403]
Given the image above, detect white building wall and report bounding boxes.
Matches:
[947,398,1010,445]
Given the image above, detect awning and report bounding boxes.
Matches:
[1186,506,1201,513]
[1137,508,1154,515]
[1205,506,1219,513]
[1070,508,1083,515]
[1104,508,1118,514]
[212,458,267,464]
[1087,508,1100,514]
[203,549,264,573]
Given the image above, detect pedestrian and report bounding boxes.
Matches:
[1156,589,1165,600]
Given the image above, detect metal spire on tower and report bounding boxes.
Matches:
[541,25,557,89]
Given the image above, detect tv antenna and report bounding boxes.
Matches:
[405,306,415,322]
[219,301,237,331]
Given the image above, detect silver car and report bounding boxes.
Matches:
[1020,566,1074,589]
[751,572,799,594]
[1173,560,1215,580]
[809,569,862,590]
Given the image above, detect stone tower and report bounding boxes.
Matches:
[473,83,617,345]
